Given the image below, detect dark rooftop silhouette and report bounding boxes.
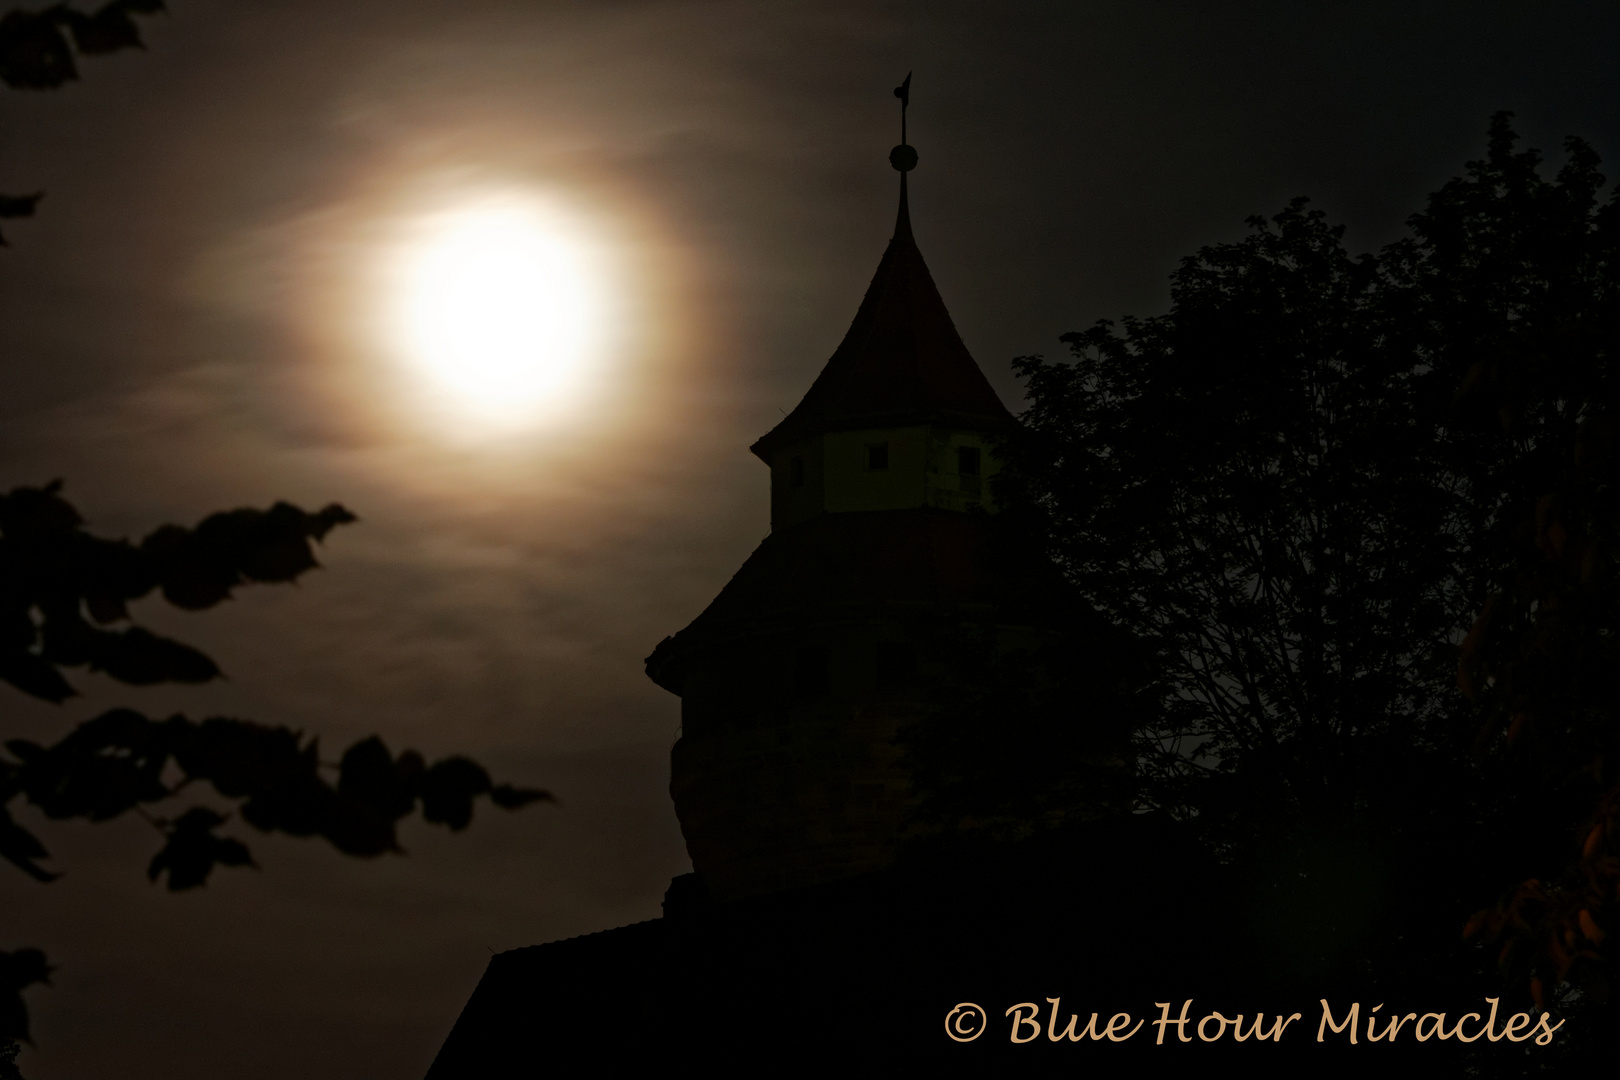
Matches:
[749,174,1012,461]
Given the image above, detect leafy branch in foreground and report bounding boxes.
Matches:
[0,481,550,1044]
[3,712,551,889]
[0,0,164,242]
[0,480,355,703]
[0,0,162,91]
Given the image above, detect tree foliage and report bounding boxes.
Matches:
[1009,200,1467,854]
[1006,115,1616,1003]
[0,484,551,1044]
[0,480,354,703]
[898,617,1152,845]
[1404,118,1619,1008]
[0,4,552,1065]
[0,0,159,91]
[0,0,163,242]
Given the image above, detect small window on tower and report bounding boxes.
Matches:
[790,457,805,488]
[867,443,889,471]
[957,446,981,477]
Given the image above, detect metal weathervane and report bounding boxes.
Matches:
[890,72,917,173]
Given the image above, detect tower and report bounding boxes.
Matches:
[645,84,1081,902]
[427,85,1149,1080]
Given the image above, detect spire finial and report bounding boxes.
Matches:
[888,73,916,241]
[888,73,917,174]
[894,73,911,145]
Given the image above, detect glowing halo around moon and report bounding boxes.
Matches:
[380,190,613,433]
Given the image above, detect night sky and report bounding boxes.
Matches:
[1,2,1616,1077]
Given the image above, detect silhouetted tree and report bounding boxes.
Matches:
[1401,119,1619,1009]
[897,613,1153,845]
[1005,116,1615,1011]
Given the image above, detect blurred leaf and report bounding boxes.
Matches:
[146,807,254,891]
[0,654,74,704]
[141,502,356,610]
[7,708,169,821]
[338,737,419,821]
[0,191,40,246]
[0,1035,26,1079]
[0,10,76,89]
[490,784,553,810]
[0,1,163,90]
[419,758,493,831]
[65,3,144,55]
[89,626,219,685]
[0,483,355,701]
[0,948,50,1044]
[0,806,55,883]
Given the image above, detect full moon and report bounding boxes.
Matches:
[387,193,608,428]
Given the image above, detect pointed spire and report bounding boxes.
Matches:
[750,82,1008,462]
[894,171,913,242]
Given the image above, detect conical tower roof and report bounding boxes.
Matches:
[750,178,1011,461]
